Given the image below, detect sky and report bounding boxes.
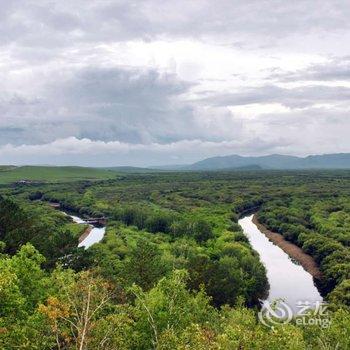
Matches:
[1,0,350,167]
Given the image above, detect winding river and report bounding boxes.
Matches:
[67,213,106,249]
[239,214,322,313]
[65,209,321,312]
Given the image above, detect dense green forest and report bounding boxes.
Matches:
[1,170,350,349]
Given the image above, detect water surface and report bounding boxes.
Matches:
[238,214,322,313]
[65,212,106,249]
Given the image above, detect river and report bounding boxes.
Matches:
[239,214,322,314]
[67,213,106,249]
[67,210,321,312]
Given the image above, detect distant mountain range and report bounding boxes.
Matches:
[151,153,350,171]
[3,154,349,176]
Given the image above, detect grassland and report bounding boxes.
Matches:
[0,165,117,184]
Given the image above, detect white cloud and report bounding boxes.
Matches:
[0,137,287,166]
[0,0,350,165]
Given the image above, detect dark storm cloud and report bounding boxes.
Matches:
[53,66,198,143]
[0,65,199,145]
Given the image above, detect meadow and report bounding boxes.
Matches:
[0,165,117,184]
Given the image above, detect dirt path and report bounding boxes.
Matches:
[252,215,322,280]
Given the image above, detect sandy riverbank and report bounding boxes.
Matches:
[78,226,92,244]
[252,214,322,280]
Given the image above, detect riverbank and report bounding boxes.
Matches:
[252,214,322,280]
[78,226,92,243]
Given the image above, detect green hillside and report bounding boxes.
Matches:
[0,166,117,184]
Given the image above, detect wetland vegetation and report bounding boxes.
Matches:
[1,168,350,349]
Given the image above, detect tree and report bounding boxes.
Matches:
[124,238,168,290]
[39,269,125,350]
[192,220,214,243]
[131,270,219,349]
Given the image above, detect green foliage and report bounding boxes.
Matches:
[1,170,350,348]
[328,279,350,307]
[185,242,268,307]
[131,270,219,349]
[258,194,350,296]
[124,238,169,290]
[0,165,116,184]
[0,243,349,349]
[0,195,84,268]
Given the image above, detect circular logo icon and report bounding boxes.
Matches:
[258,299,293,328]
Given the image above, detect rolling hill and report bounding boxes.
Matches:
[0,166,117,184]
[187,153,350,170]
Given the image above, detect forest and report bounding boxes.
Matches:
[0,169,350,349]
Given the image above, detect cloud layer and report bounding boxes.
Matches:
[1,0,350,166]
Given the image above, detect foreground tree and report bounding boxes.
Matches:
[39,269,131,349]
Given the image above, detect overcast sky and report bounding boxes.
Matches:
[1,0,350,166]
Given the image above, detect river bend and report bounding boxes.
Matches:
[239,214,322,313]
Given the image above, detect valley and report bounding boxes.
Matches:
[0,168,350,348]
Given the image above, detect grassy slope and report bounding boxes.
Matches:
[0,166,117,184]
[0,166,17,172]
